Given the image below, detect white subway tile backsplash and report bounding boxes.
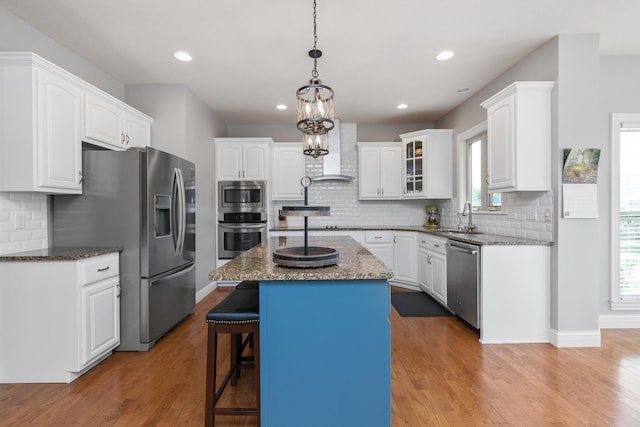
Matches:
[0,192,48,255]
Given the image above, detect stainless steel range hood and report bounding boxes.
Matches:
[310,119,354,182]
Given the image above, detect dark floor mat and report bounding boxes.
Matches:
[391,292,453,317]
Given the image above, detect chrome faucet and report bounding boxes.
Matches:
[462,201,476,232]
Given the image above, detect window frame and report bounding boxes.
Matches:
[610,113,640,310]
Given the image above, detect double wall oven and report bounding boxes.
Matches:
[218,180,267,259]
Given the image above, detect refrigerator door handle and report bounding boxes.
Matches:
[172,167,186,255]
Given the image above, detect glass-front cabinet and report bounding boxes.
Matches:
[400,129,453,199]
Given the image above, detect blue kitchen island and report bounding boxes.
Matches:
[210,236,393,427]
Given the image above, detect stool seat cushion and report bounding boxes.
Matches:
[235,280,259,290]
[206,289,259,323]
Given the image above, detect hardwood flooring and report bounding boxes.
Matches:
[2,286,640,426]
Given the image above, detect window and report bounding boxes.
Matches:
[611,114,640,309]
[467,133,501,211]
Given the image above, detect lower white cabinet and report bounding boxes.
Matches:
[417,234,447,304]
[393,231,417,284]
[364,230,394,269]
[0,253,120,383]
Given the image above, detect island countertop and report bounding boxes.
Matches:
[210,236,393,282]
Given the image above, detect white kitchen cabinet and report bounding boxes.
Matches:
[215,138,272,181]
[0,52,83,193]
[393,231,417,284]
[84,90,152,150]
[480,81,554,192]
[364,230,394,269]
[417,234,447,304]
[0,252,120,383]
[272,143,305,200]
[357,143,402,200]
[399,129,453,199]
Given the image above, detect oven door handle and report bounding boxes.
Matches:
[219,223,266,229]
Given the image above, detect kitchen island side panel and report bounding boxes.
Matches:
[259,279,391,427]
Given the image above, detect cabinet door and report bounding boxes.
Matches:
[393,232,417,284]
[379,146,402,198]
[366,244,394,269]
[36,69,83,191]
[272,144,305,200]
[487,95,515,191]
[417,248,431,292]
[358,147,382,199]
[84,92,124,148]
[123,113,151,148]
[80,277,120,366]
[430,252,447,304]
[216,143,243,180]
[243,143,269,180]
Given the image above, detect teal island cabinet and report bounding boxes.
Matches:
[210,236,393,427]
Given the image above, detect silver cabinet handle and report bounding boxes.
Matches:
[121,133,126,144]
[97,266,110,272]
[78,170,83,184]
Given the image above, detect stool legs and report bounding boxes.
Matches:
[205,322,260,427]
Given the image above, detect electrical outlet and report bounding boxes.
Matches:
[15,212,25,229]
[544,209,552,222]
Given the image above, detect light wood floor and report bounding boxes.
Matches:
[2,286,640,426]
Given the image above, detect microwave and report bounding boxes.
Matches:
[218,180,266,214]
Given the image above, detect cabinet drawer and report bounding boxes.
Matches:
[365,230,393,244]
[79,254,119,285]
[417,235,447,254]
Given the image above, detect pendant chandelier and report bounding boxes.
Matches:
[296,0,334,158]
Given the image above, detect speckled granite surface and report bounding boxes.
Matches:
[0,247,121,261]
[210,236,393,282]
[270,226,553,246]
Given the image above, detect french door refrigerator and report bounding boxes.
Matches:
[53,147,196,351]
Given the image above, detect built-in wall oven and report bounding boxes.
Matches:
[217,181,267,259]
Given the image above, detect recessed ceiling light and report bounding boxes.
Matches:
[436,50,454,61]
[396,103,408,110]
[173,51,192,62]
[276,104,287,110]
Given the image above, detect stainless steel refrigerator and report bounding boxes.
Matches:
[52,147,196,351]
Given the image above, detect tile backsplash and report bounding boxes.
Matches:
[0,192,48,255]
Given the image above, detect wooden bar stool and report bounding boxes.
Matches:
[205,289,260,427]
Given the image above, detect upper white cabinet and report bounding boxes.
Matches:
[480,81,554,192]
[272,142,305,200]
[84,90,152,150]
[399,129,453,199]
[215,138,272,181]
[357,143,402,200]
[0,53,83,193]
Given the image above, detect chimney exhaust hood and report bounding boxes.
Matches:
[310,119,354,182]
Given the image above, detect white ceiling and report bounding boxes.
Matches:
[1,0,640,126]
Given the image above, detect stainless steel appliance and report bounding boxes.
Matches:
[218,180,266,214]
[217,180,267,259]
[446,240,480,329]
[52,147,196,351]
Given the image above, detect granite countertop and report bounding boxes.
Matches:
[210,236,393,282]
[0,247,122,261]
[269,226,553,246]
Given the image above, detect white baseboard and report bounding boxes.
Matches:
[599,314,640,329]
[195,281,218,304]
[549,329,601,348]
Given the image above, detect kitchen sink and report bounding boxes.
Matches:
[430,228,483,236]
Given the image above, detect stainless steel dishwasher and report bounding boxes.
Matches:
[446,240,480,329]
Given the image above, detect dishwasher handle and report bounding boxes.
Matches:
[445,242,478,255]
